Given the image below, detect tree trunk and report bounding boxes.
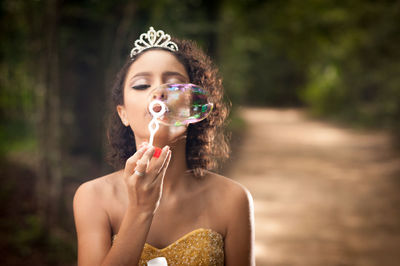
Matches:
[36,0,62,232]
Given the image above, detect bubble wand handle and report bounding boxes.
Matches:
[148,99,167,147]
[148,118,159,146]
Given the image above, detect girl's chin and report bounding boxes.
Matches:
[133,124,187,146]
[154,133,187,147]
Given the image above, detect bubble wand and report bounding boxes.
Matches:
[148,99,167,158]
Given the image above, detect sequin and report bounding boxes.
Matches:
[113,228,224,266]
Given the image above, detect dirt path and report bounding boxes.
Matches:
[227,108,400,266]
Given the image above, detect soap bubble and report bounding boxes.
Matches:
[147,83,213,126]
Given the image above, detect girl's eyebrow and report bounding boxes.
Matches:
[130,72,152,80]
[163,71,188,80]
[128,71,188,82]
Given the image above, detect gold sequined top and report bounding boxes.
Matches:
[113,228,224,266]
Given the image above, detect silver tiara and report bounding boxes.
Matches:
[130,27,179,58]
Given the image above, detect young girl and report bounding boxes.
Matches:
[73,27,255,266]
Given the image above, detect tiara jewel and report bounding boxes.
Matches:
[130,27,178,58]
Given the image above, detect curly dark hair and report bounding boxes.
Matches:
[106,38,230,177]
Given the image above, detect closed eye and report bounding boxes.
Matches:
[166,78,184,84]
[132,84,151,90]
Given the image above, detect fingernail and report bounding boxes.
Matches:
[153,147,162,158]
[163,145,170,151]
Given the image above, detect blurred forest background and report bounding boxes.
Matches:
[1,0,399,265]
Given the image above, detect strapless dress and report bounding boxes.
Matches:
[113,228,224,266]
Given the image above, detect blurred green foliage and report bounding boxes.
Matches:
[1,0,399,159]
[295,0,400,135]
[220,0,400,139]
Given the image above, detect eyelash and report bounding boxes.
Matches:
[131,84,151,90]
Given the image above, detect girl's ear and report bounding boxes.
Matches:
[116,105,129,126]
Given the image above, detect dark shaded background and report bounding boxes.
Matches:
[1,0,399,265]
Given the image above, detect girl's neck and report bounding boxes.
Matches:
[161,137,190,197]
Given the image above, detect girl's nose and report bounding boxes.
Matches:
[150,88,167,101]
[148,85,169,115]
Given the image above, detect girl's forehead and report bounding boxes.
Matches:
[128,50,188,77]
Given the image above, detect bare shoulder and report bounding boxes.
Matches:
[201,171,254,230]
[204,171,253,205]
[73,170,124,238]
[73,170,123,208]
[204,172,255,265]
[73,171,124,265]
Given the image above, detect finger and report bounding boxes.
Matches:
[148,145,170,176]
[124,145,149,176]
[161,150,172,175]
[138,142,148,149]
[154,150,172,184]
[156,147,172,176]
[134,146,155,175]
[150,148,172,184]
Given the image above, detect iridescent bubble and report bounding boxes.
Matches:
[147,83,213,126]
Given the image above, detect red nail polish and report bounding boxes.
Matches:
[153,147,162,158]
